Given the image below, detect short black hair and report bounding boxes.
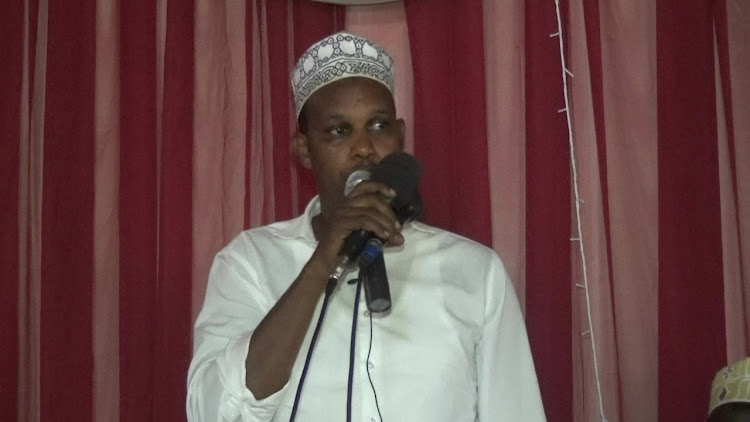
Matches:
[297,103,309,134]
[708,402,750,422]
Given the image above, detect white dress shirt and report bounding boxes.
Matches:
[187,197,546,421]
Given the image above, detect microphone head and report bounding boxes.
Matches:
[344,169,371,196]
[370,152,421,209]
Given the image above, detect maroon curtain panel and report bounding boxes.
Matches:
[0,1,24,421]
[155,2,195,419]
[657,0,726,420]
[119,0,159,420]
[41,1,96,420]
[403,0,492,246]
[524,1,573,420]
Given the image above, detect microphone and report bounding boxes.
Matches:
[361,252,390,313]
[327,153,421,282]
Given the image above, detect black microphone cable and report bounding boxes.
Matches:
[346,277,363,422]
[288,273,384,422]
[288,277,337,422]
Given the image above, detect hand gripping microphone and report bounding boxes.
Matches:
[327,152,421,285]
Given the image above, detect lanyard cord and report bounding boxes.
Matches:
[289,278,337,422]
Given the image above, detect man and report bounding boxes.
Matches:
[708,357,750,422]
[187,32,546,421]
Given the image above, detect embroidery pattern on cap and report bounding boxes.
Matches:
[291,32,394,117]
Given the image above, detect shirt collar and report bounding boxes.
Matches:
[272,195,321,244]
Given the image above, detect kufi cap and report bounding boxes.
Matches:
[290,31,394,118]
[709,357,750,416]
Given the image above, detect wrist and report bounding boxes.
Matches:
[301,251,335,290]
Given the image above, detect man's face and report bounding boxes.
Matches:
[295,77,405,213]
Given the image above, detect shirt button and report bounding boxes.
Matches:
[367,360,375,369]
[364,310,370,317]
[370,418,377,422]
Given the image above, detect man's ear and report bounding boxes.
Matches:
[292,131,312,169]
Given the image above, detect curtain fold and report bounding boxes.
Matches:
[154,1,196,419]
[93,0,120,420]
[483,0,527,307]
[656,1,726,420]
[117,0,157,420]
[523,0,574,419]
[0,2,24,422]
[4,1,749,421]
[595,0,659,420]
[40,1,96,420]
[724,0,750,360]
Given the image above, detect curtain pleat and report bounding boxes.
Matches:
[40,1,96,420]
[656,0,726,420]
[192,0,248,329]
[18,1,44,420]
[154,1,195,419]
[523,0,573,419]
[482,0,527,307]
[118,0,158,420]
[567,2,621,421]
[598,1,659,421]
[93,0,120,420]
[0,1,24,421]
[724,0,750,359]
[716,21,747,366]
[5,1,750,421]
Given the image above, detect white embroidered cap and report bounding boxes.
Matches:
[709,357,750,416]
[291,31,395,119]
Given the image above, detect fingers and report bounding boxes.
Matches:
[333,206,402,245]
[344,181,401,235]
[319,181,403,252]
[346,180,397,202]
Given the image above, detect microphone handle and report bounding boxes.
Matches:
[361,252,391,313]
[340,229,373,261]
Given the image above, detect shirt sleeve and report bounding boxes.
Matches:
[476,254,547,421]
[186,249,291,422]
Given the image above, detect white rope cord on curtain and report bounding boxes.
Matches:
[550,0,608,420]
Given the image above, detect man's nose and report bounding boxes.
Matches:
[351,129,376,159]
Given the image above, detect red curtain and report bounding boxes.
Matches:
[41,1,96,420]
[3,1,749,421]
[656,1,726,420]
[0,1,24,421]
[118,0,158,419]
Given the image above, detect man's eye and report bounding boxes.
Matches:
[370,121,389,131]
[328,125,350,136]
